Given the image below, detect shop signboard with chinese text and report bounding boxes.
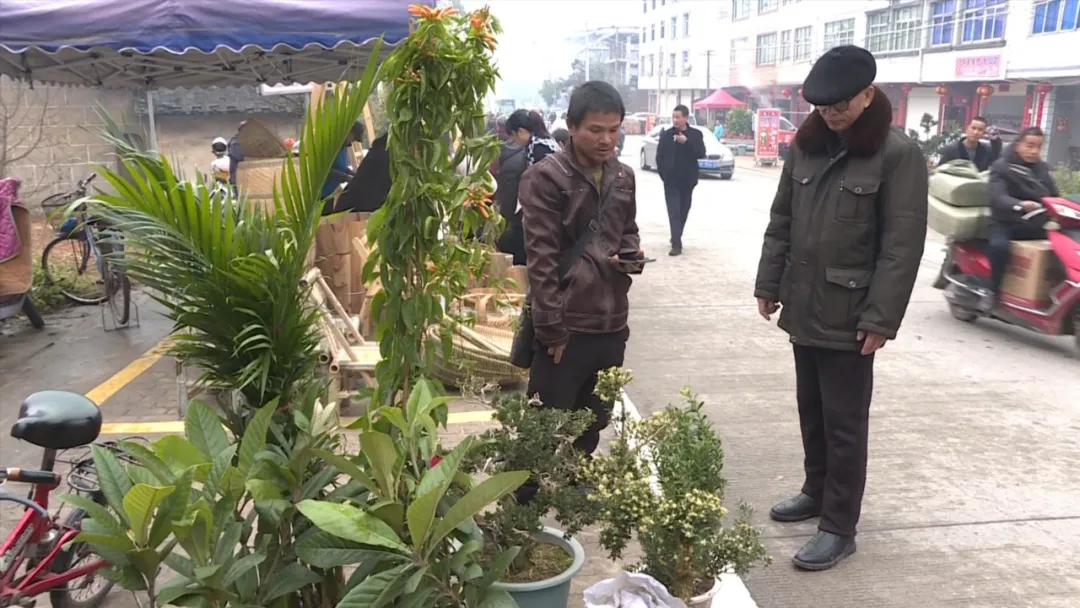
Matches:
[755,108,780,166]
[955,55,1002,79]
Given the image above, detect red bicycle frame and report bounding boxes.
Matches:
[0,466,107,602]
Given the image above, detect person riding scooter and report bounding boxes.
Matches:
[986,126,1059,303]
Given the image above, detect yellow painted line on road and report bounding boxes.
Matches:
[85,340,170,406]
[99,409,496,435]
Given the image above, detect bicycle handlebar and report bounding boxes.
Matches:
[1,468,61,486]
[0,491,50,518]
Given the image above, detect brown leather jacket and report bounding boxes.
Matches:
[519,145,640,347]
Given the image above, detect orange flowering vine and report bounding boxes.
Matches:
[407,4,458,20]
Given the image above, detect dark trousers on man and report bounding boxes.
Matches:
[527,328,629,454]
[988,221,1046,296]
[663,181,695,250]
[793,345,874,537]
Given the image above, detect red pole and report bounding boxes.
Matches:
[1021,85,1033,129]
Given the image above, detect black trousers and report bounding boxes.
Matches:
[793,345,874,537]
[988,221,1045,295]
[527,328,629,454]
[663,181,695,249]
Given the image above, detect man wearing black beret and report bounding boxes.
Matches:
[754,45,928,570]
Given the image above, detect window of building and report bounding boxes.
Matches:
[652,0,656,8]
[930,0,956,45]
[867,5,923,52]
[780,29,792,61]
[683,13,691,37]
[794,25,812,60]
[823,18,855,49]
[649,54,655,76]
[669,53,676,75]
[671,17,678,38]
[960,0,1007,41]
[643,0,648,13]
[660,20,666,38]
[733,0,750,20]
[756,32,778,65]
[759,0,779,12]
[1033,0,1080,33]
[731,37,747,64]
[651,24,656,41]
[682,50,691,75]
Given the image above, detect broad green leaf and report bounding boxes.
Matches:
[205,444,238,498]
[238,401,276,477]
[122,484,175,546]
[359,431,398,499]
[415,436,473,496]
[406,486,444,551]
[172,500,213,566]
[185,400,231,459]
[59,493,126,537]
[335,564,410,608]
[156,577,200,605]
[260,563,322,603]
[127,463,160,487]
[91,444,133,522]
[221,552,265,588]
[104,564,148,591]
[152,435,211,477]
[194,564,220,581]
[296,530,407,569]
[477,588,519,608]
[310,448,377,492]
[295,500,407,553]
[127,546,161,581]
[245,479,284,501]
[377,406,409,433]
[428,470,530,549]
[478,546,522,588]
[73,531,135,555]
[118,440,175,483]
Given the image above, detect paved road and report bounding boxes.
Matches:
[622,137,1080,607]
[3,140,1080,607]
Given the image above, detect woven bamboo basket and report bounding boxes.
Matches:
[236,158,286,211]
[454,289,525,330]
[428,323,526,388]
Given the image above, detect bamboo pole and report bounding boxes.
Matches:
[316,275,364,344]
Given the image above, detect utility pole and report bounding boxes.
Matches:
[704,50,714,93]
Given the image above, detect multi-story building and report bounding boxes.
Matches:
[566,26,642,89]
[653,0,1080,165]
[636,0,728,115]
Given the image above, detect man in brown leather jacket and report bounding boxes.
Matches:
[519,81,643,454]
[754,46,927,571]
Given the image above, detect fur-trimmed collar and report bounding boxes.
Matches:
[794,86,894,157]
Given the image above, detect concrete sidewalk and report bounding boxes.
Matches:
[622,163,1080,607]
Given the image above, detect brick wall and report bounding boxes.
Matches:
[1,77,304,213]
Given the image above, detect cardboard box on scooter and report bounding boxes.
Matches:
[1001,240,1054,302]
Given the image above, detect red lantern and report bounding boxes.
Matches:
[935,85,947,96]
[976,85,994,97]
[781,88,791,97]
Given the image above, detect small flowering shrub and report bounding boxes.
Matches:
[582,369,771,601]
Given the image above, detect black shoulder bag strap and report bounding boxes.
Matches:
[556,176,616,281]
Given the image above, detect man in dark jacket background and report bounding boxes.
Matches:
[754,45,928,571]
[494,138,529,264]
[986,126,1058,301]
[656,104,705,256]
[937,115,1002,171]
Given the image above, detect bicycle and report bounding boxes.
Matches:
[40,174,131,325]
[1,391,121,608]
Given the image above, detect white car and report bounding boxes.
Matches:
[639,124,735,180]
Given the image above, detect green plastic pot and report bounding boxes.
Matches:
[492,526,585,608]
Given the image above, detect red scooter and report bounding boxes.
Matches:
[934,195,1080,352]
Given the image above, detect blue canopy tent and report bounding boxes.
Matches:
[0,0,428,146]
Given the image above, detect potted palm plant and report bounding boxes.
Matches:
[582,371,772,605]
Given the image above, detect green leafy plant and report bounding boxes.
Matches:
[1053,165,1080,195]
[465,393,598,582]
[908,112,959,162]
[726,107,753,138]
[64,391,356,608]
[365,5,504,405]
[302,379,530,606]
[581,370,771,601]
[84,44,383,434]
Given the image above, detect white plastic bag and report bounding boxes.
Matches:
[583,571,688,608]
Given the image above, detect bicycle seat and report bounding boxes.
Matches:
[11,391,102,450]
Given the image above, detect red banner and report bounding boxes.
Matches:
[756,109,780,158]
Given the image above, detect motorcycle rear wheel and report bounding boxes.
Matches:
[949,303,977,323]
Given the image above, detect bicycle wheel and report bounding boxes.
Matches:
[102,259,131,326]
[48,508,115,608]
[41,237,107,305]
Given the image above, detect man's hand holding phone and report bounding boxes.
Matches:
[611,251,654,274]
[674,132,687,144]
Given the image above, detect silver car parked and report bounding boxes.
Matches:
[639,124,735,180]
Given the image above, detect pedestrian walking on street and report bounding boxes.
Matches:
[494,109,560,265]
[656,104,705,256]
[519,80,642,455]
[753,45,928,571]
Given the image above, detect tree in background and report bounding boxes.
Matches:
[539,58,635,109]
[0,78,57,198]
[726,107,753,137]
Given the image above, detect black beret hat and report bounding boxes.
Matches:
[801,45,876,106]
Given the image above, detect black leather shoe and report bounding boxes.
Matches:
[792,531,856,571]
[669,246,682,256]
[769,493,822,522]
